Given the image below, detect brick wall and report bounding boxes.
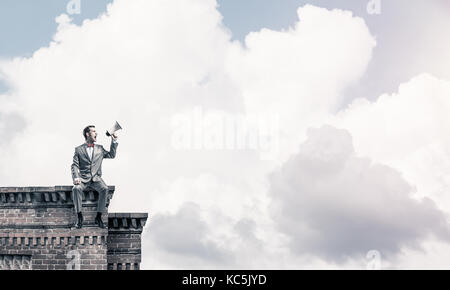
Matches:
[0,186,148,270]
[0,186,114,227]
[0,230,107,270]
[107,213,147,270]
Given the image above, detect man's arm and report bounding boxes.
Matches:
[103,138,118,159]
[71,148,81,184]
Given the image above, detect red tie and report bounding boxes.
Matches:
[87,144,94,148]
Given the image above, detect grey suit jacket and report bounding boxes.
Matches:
[71,140,118,183]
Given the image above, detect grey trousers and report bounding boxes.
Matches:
[72,179,108,214]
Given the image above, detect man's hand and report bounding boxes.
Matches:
[111,132,118,141]
[73,178,81,185]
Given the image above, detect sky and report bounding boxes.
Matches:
[1,0,450,102]
[0,0,450,269]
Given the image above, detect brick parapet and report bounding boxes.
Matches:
[0,186,148,270]
[107,213,148,270]
[0,186,115,207]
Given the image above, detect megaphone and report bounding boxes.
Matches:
[106,121,122,137]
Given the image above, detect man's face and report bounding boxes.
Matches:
[86,127,97,143]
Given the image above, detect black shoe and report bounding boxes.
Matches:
[75,214,83,229]
[95,215,105,229]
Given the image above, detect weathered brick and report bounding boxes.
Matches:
[33,265,48,270]
[0,186,146,270]
[55,265,67,270]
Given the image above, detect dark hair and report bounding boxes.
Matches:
[83,125,95,140]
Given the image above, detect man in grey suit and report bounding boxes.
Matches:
[71,125,118,229]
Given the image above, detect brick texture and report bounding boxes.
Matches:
[0,186,148,270]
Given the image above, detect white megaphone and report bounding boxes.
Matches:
[106,121,122,137]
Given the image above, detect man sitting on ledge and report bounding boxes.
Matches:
[71,125,118,229]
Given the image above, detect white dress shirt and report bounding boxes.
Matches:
[86,144,94,161]
[86,139,118,161]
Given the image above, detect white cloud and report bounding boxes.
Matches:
[269,125,450,264]
[144,202,234,268]
[0,111,26,144]
[335,74,450,210]
[7,0,448,269]
[322,74,450,268]
[226,5,376,163]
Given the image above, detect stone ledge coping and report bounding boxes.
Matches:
[108,213,148,230]
[108,213,148,218]
[0,186,115,193]
[0,186,115,206]
[0,228,108,236]
[0,223,109,230]
[0,234,108,246]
